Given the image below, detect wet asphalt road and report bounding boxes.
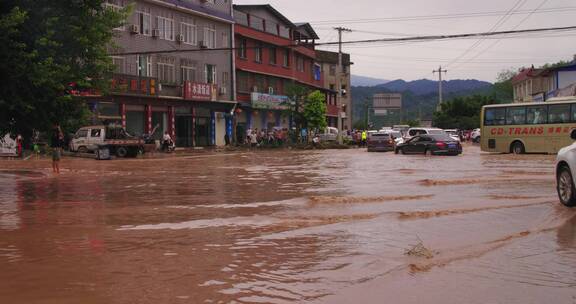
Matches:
[0,144,575,304]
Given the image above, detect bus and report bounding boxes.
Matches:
[480,97,576,154]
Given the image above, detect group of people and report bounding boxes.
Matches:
[246,128,289,148]
[350,130,368,147]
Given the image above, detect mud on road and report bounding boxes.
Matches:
[0,145,575,303]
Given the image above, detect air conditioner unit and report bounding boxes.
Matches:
[198,40,208,49]
[268,87,274,95]
[129,24,139,34]
[341,89,347,96]
[151,29,160,38]
[219,87,227,95]
[176,34,185,43]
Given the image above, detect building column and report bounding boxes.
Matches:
[145,105,152,134]
[192,106,196,147]
[210,111,216,146]
[120,103,126,130]
[246,110,252,129]
[168,106,175,140]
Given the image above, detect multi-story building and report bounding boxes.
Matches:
[511,67,549,103]
[232,4,335,141]
[88,0,235,147]
[316,50,353,130]
[371,93,402,128]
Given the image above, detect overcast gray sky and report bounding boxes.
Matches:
[235,0,576,83]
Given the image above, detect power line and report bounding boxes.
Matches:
[308,6,576,25]
[110,25,576,56]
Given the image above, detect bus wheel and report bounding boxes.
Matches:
[116,146,128,158]
[511,141,525,154]
[557,165,576,207]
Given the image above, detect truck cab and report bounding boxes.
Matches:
[70,126,105,153]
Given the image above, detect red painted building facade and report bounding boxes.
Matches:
[232,5,337,142]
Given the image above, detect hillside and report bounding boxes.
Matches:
[351,75,390,87]
[351,79,493,125]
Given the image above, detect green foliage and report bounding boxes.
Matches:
[303,91,327,131]
[283,83,312,130]
[0,0,127,138]
[433,95,497,129]
[403,119,420,127]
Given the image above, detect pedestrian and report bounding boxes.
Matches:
[361,130,367,147]
[16,134,23,158]
[250,130,258,148]
[50,124,64,174]
[301,128,308,143]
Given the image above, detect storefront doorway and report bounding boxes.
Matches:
[195,117,210,147]
[176,116,193,147]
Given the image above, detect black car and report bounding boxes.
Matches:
[395,134,462,156]
[367,132,395,152]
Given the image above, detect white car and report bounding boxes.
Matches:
[380,129,404,145]
[444,129,461,142]
[555,129,576,207]
[405,128,445,141]
[0,134,17,156]
[471,128,481,143]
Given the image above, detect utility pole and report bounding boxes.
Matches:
[335,27,352,144]
[433,66,447,112]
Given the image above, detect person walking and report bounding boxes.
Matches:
[50,124,64,174]
[16,134,23,158]
[361,130,368,147]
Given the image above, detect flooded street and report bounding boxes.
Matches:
[1,144,575,304]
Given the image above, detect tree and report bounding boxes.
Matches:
[0,1,127,138]
[303,90,327,131]
[283,83,311,130]
[433,95,496,129]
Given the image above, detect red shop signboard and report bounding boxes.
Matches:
[183,81,216,101]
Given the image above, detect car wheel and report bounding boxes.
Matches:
[400,148,406,155]
[77,146,88,154]
[557,165,576,207]
[116,146,128,158]
[511,141,525,154]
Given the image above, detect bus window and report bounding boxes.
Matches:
[526,106,547,124]
[485,108,506,126]
[548,104,571,124]
[506,107,526,125]
[571,104,576,122]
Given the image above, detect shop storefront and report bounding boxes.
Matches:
[244,92,292,131]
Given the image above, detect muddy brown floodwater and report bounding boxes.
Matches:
[1,144,575,304]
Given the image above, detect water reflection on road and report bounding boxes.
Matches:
[0,145,575,303]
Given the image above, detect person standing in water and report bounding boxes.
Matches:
[50,124,64,174]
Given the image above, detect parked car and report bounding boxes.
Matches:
[443,129,461,142]
[380,129,404,145]
[405,128,445,140]
[555,129,576,207]
[367,132,395,152]
[317,127,338,142]
[471,128,481,143]
[395,134,462,156]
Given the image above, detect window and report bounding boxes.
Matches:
[204,25,216,48]
[506,107,526,125]
[237,71,250,92]
[548,104,571,124]
[181,59,197,83]
[283,49,290,67]
[484,108,506,126]
[137,11,151,35]
[526,106,547,124]
[137,55,151,77]
[157,56,175,84]
[112,56,125,74]
[254,75,265,92]
[269,46,277,64]
[238,39,247,58]
[76,129,88,138]
[296,56,305,72]
[571,104,576,122]
[329,84,335,91]
[343,64,348,74]
[205,64,216,84]
[329,64,336,76]
[255,43,262,63]
[157,16,174,40]
[222,32,229,48]
[222,72,229,85]
[180,22,197,45]
[90,129,102,138]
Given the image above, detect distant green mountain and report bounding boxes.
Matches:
[351,79,493,125]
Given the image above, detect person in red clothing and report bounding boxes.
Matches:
[16,134,23,158]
